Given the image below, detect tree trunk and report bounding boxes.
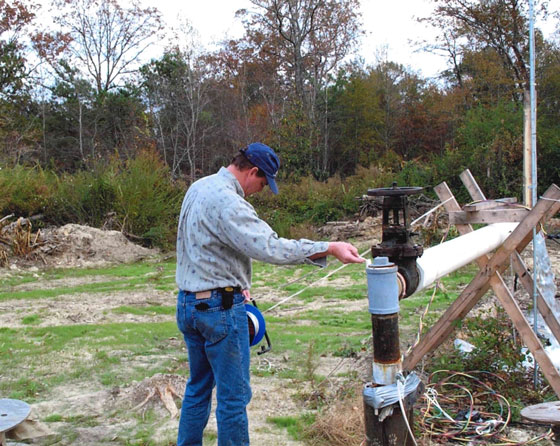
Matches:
[79,99,84,161]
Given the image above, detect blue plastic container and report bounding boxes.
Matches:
[366,257,399,314]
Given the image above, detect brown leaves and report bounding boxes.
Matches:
[0,215,43,262]
[0,0,36,36]
[31,30,71,61]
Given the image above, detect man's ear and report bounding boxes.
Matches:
[249,166,259,177]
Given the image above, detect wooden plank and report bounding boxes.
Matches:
[511,252,560,344]
[463,199,517,212]
[521,401,560,425]
[460,171,560,343]
[449,209,529,224]
[496,184,560,257]
[489,272,560,397]
[460,169,486,201]
[458,174,560,392]
[403,183,560,371]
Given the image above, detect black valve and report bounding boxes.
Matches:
[367,182,424,297]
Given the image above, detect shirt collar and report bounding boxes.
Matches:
[218,167,245,197]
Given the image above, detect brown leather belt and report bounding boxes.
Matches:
[195,290,211,300]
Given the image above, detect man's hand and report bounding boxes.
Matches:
[327,242,365,264]
[242,289,251,303]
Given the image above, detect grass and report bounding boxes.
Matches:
[0,259,176,298]
[267,414,316,440]
[0,255,483,445]
[21,313,41,324]
[0,320,180,400]
[0,274,176,301]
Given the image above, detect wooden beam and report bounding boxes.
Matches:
[449,209,529,224]
[403,183,560,372]
[489,271,560,397]
[459,169,560,345]
[496,184,560,256]
[463,199,517,212]
[460,169,486,201]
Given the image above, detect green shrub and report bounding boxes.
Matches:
[1,154,387,248]
[2,149,183,249]
[0,164,56,217]
[112,150,184,248]
[44,167,118,227]
[395,160,434,189]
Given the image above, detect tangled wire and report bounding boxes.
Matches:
[418,370,552,445]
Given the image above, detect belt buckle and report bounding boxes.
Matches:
[195,290,211,300]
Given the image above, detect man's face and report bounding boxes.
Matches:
[245,168,268,196]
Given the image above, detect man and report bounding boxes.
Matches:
[175,142,364,446]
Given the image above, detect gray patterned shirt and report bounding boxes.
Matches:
[176,167,329,292]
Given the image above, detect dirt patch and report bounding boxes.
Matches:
[3,223,159,271]
[29,362,341,446]
[0,288,175,328]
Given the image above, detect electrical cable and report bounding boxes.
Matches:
[410,197,453,227]
[262,247,371,313]
[417,370,552,444]
[278,267,324,288]
[396,372,418,446]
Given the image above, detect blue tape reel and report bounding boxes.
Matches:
[246,304,266,347]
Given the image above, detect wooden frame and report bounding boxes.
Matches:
[403,170,560,398]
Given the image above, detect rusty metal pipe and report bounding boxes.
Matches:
[371,312,402,385]
[364,257,421,445]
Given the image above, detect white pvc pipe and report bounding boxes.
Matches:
[415,223,518,294]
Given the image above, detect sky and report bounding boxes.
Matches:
[141,0,559,80]
[145,0,446,78]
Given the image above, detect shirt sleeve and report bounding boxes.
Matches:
[218,200,329,266]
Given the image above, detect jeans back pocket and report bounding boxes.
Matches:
[194,307,229,344]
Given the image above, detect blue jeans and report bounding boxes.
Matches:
[176,289,251,446]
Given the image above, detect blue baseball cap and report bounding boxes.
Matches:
[241,142,280,194]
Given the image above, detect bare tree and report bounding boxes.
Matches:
[52,0,162,93]
[240,0,361,105]
[142,47,211,180]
